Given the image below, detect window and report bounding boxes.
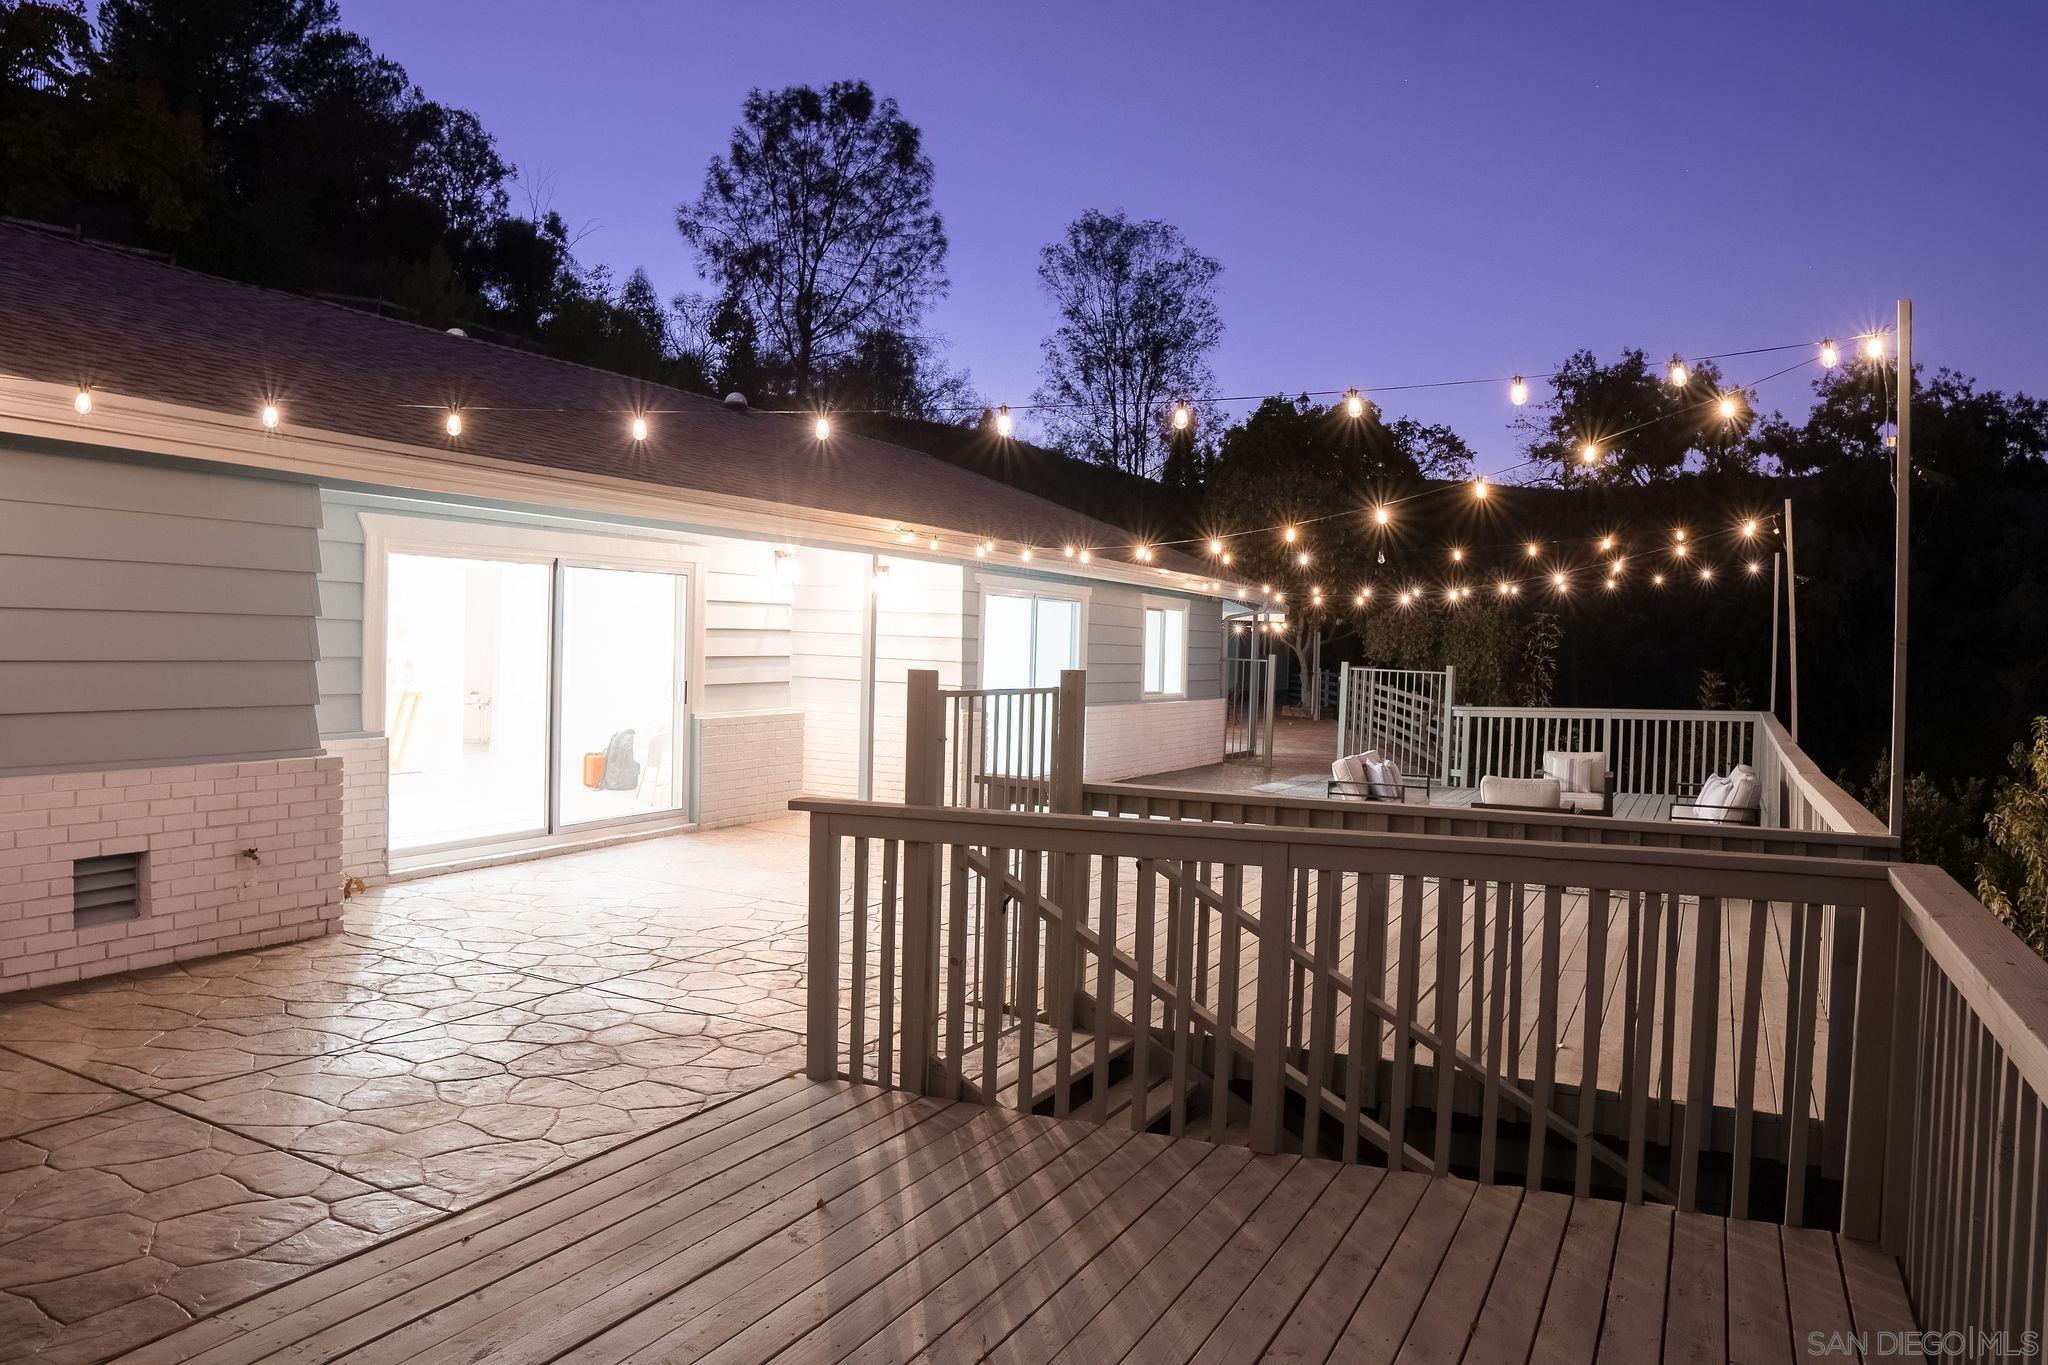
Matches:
[981,589,1082,688]
[1144,601,1187,696]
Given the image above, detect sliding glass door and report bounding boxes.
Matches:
[385,547,690,857]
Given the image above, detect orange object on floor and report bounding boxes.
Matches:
[581,753,605,788]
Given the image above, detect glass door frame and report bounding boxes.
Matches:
[361,513,700,862]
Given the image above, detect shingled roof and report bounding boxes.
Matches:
[0,222,1190,568]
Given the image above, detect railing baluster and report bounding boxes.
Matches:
[1170,862,1196,1137]
[1093,855,1120,1124]
[1435,876,1462,1175]
[1014,850,1043,1114]
[1307,868,1340,1148]
[1677,894,1722,1211]
[1529,883,1562,1190]
[879,840,898,1091]
[1131,858,1158,1134]
[1215,862,1244,1145]
[1480,881,1509,1184]
[1627,892,1662,1204]
[1731,896,1767,1220]
[1575,888,1609,1197]
[1784,901,1825,1226]
[979,843,1009,1100]
[1250,845,1291,1155]
[1389,873,1423,1172]
[941,843,965,1100]
[850,837,869,1086]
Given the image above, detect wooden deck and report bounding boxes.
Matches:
[122,1078,1919,1364]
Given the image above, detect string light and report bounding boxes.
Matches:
[1373,505,1391,526]
[1344,389,1365,419]
[1282,525,1298,544]
[995,404,1014,438]
[1170,402,1192,431]
[1717,393,1740,420]
[1820,339,1839,369]
[1359,586,1374,602]
[1220,552,1234,566]
[260,402,281,430]
[1746,559,1763,575]
[1496,581,1515,597]
[1653,572,1667,586]
[1472,478,1490,500]
[1078,549,1092,564]
[1509,375,1529,406]
[928,535,939,551]
[73,387,92,415]
[1551,570,1569,592]
[444,409,462,437]
[1295,550,1311,567]
[1668,356,1690,388]
[1063,545,1076,558]
[1604,576,1618,591]
[1674,542,1689,558]
[814,415,832,441]
[1019,547,1033,562]
[1450,547,1465,562]
[631,415,649,441]
[1579,442,1601,465]
[1862,333,1886,360]
[1699,565,1715,582]
[1398,590,1415,607]
[1353,591,1366,607]
[1598,535,1615,552]
[1674,528,1689,543]
[1208,538,1225,555]
[1741,518,1760,537]
[1134,544,1153,562]
[1525,542,1540,558]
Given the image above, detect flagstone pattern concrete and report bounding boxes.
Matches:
[0,816,820,1362]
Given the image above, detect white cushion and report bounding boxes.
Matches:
[1720,765,1761,820]
[1695,773,1732,818]
[1560,789,1606,813]
[1367,758,1402,800]
[1543,749,1606,794]
[1480,775,1561,809]
[1332,755,1365,785]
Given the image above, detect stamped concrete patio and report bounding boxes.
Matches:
[0,818,816,1363]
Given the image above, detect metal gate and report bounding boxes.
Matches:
[1337,665,1455,782]
[1224,655,1275,762]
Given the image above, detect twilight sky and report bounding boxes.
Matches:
[346,0,2044,472]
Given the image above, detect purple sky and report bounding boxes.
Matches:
[347,0,2044,472]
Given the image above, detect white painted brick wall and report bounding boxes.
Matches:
[325,735,389,881]
[1083,698,1226,783]
[0,756,344,995]
[696,710,806,829]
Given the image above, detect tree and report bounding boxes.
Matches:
[1034,210,1222,477]
[675,79,947,401]
[1521,348,1753,484]
[1980,718,2048,957]
[1517,612,1563,706]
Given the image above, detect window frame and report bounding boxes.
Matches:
[974,576,1090,691]
[1141,594,1191,700]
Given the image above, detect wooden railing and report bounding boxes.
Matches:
[913,670,1084,813]
[798,795,2048,1341]
[1338,665,1453,780]
[1754,712,1891,837]
[1083,780,1898,861]
[1449,705,1756,794]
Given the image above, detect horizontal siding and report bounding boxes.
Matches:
[316,499,368,734]
[0,445,322,776]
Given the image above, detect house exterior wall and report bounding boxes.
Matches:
[0,443,325,775]
[1083,698,1227,782]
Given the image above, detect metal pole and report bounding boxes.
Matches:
[1768,551,1782,718]
[1889,299,1912,837]
[1783,497,1801,743]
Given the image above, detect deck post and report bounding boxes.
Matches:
[1051,669,1086,815]
[901,670,943,1091]
[1889,298,1912,838]
[1439,665,1458,785]
[805,814,841,1080]
[1261,651,1278,769]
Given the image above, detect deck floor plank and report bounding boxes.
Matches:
[119,1081,1921,1365]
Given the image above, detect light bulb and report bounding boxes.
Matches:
[814,415,832,441]
[1295,551,1310,567]
[1820,339,1839,369]
[1509,375,1529,406]
[1599,535,1614,551]
[1862,333,1885,360]
[1220,552,1233,566]
[995,404,1014,437]
[1674,542,1689,558]
[260,402,281,430]
[1373,505,1391,526]
[1282,525,1298,544]
[1209,538,1224,555]
[1398,591,1414,607]
[1604,577,1617,590]
[1653,572,1666,586]
[975,544,988,559]
[1472,478,1490,500]
[1078,549,1092,563]
[1360,586,1374,601]
[1700,566,1715,582]
[1345,389,1365,419]
[1451,547,1465,562]
[631,415,649,441]
[1668,358,1689,388]
[1675,528,1688,542]
[73,388,92,415]
[445,410,463,437]
[1747,559,1762,575]
[1552,571,1567,590]
[1496,581,1511,596]
[1525,542,1540,558]
[1020,548,1033,562]
[928,535,939,551]
[1353,592,1366,607]
[1742,518,1759,537]
[1171,402,1191,431]
[1718,394,1739,420]
[1064,545,1076,558]
[1580,442,1601,465]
